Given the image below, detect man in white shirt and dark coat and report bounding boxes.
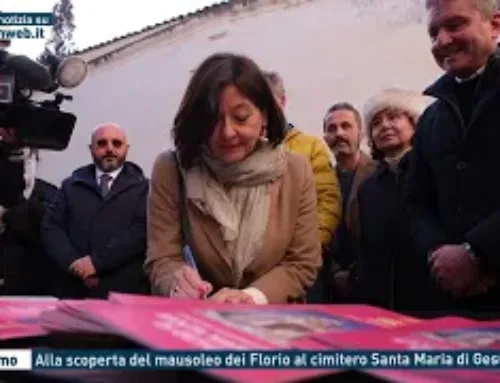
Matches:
[41,123,150,298]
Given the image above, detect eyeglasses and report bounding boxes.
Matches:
[96,139,124,149]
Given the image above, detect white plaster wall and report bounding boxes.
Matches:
[36,0,443,185]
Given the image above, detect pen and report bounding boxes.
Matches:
[183,245,208,299]
[183,244,198,272]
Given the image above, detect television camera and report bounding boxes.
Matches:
[0,39,88,151]
[0,39,87,208]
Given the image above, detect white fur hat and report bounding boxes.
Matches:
[363,88,435,131]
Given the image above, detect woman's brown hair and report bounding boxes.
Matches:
[172,52,287,169]
[367,109,416,160]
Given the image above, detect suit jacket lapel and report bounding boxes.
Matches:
[188,203,234,275]
[346,154,366,205]
[344,152,375,227]
[104,169,138,201]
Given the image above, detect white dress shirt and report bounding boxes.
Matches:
[455,66,485,83]
[95,166,123,190]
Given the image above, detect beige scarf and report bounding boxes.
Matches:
[184,140,287,285]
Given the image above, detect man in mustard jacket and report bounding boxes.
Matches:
[264,71,341,302]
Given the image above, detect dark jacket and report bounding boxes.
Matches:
[40,162,150,298]
[335,151,377,270]
[4,179,59,247]
[0,147,26,208]
[353,154,428,313]
[404,48,500,316]
[1,179,59,295]
[307,152,374,304]
[314,152,376,304]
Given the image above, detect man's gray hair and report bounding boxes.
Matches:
[426,0,498,17]
[263,70,285,101]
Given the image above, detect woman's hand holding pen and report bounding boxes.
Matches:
[170,265,212,299]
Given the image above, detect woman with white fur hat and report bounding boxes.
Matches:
[363,88,434,164]
[350,88,435,314]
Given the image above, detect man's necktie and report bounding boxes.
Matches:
[99,174,112,196]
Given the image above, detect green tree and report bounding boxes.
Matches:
[43,0,76,58]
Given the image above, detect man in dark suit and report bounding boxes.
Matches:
[405,0,500,318]
[323,103,376,301]
[41,123,149,298]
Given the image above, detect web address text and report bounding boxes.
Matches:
[0,28,45,40]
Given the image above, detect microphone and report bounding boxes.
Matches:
[4,53,52,91]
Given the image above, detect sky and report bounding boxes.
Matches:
[3,0,220,58]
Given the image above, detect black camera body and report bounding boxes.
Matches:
[0,47,80,151]
[0,47,87,208]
